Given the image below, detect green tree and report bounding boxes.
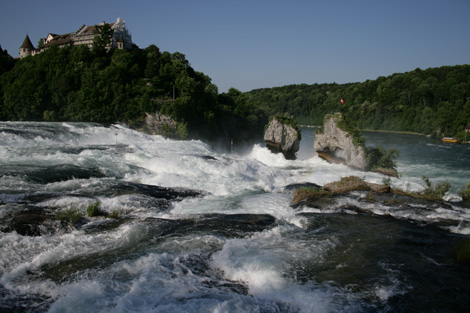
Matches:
[37,38,45,49]
[93,23,114,53]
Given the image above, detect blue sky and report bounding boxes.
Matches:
[1,0,469,92]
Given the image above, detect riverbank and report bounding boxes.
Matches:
[300,125,427,136]
[361,129,427,136]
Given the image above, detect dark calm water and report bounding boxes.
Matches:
[364,131,470,191]
[1,122,469,312]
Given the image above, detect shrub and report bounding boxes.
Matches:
[421,176,451,200]
[177,121,188,139]
[56,205,84,225]
[382,176,392,187]
[366,146,399,171]
[458,182,470,202]
[87,201,107,217]
[109,209,128,219]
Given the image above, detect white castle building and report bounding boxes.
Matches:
[20,17,132,58]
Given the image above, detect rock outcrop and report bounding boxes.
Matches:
[323,176,390,194]
[264,116,300,160]
[314,113,367,170]
[290,176,451,209]
[145,112,179,137]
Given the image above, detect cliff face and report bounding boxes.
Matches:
[264,117,300,160]
[314,113,367,170]
[145,112,179,137]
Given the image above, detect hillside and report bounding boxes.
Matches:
[0,44,266,145]
[1,41,469,142]
[245,65,470,139]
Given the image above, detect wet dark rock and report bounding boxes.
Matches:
[284,182,322,192]
[453,239,470,265]
[143,214,277,238]
[0,205,72,236]
[187,154,217,161]
[1,164,107,184]
[199,155,217,161]
[109,181,205,200]
[22,192,64,203]
[0,181,205,237]
[81,217,132,234]
[193,213,277,237]
[0,290,52,313]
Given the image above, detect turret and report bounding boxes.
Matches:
[20,35,35,58]
[116,36,125,50]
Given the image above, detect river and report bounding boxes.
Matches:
[0,122,469,312]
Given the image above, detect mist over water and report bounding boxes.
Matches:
[1,122,469,312]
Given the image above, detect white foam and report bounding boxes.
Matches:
[210,226,365,312]
[0,223,138,297]
[2,122,470,312]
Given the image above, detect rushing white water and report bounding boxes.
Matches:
[1,122,470,312]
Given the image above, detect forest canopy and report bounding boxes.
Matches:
[245,65,470,139]
[0,43,266,144]
[1,39,469,142]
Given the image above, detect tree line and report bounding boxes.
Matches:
[0,41,266,146]
[245,65,470,139]
[1,34,469,143]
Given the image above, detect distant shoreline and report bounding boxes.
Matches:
[361,129,426,136]
[300,125,427,136]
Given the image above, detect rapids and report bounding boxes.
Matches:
[0,122,469,312]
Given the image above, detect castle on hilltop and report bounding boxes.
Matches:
[20,17,132,58]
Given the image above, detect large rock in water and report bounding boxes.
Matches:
[314,113,367,170]
[264,116,300,160]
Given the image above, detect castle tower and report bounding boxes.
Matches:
[20,35,35,58]
[117,36,125,50]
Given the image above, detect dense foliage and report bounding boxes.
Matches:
[365,146,399,172]
[245,65,470,139]
[2,36,469,143]
[0,47,15,76]
[0,43,267,144]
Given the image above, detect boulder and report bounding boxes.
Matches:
[314,113,367,170]
[264,116,300,160]
[323,176,370,193]
[323,176,391,194]
[0,206,73,236]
